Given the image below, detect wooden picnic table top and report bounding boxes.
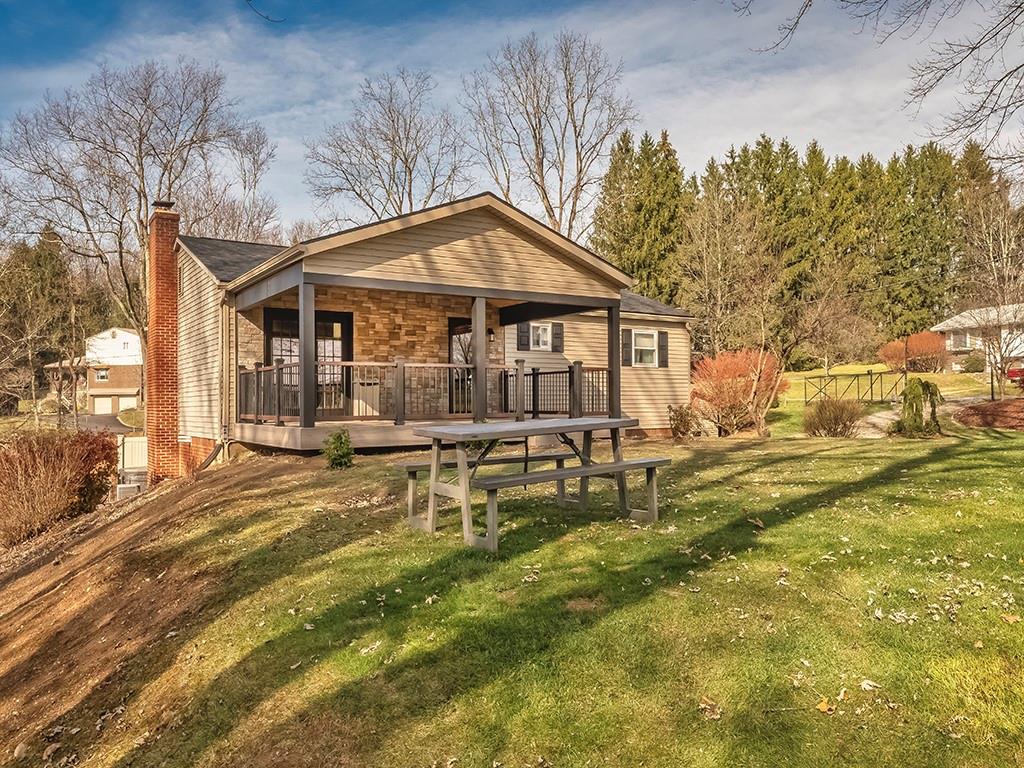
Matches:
[411,417,639,443]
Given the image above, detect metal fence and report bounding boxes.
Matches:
[803,370,908,404]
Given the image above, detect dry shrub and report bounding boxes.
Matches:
[878,331,948,372]
[692,350,789,436]
[803,397,863,437]
[667,403,698,440]
[0,430,117,547]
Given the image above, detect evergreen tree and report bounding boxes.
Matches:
[591,129,688,303]
[589,130,637,263]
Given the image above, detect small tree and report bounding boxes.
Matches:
[692,350,789,436]
[891,378,943,437]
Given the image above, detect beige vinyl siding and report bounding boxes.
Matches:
[178,253,223,439]
[303,209,618,300]
[504,313,691,430]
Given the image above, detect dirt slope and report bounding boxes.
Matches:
[0,452,384,766]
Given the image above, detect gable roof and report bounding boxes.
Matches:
[224,192,633,292]
[620,290,693,319]
[178,235,285,283]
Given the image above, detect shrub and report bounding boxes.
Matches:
[667,403,698,440]
[0,430,117,547]
[691,350,789,436]
[878,332,948,373]
[960,354,985,373]
[890,378,943,437]
[803,397,863,437]
[323,429,354,469]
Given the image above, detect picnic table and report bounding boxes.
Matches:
[404,417,669,551]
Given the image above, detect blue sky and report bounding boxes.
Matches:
[0,0,967,225]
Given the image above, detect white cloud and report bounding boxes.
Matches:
[0,0,969,226]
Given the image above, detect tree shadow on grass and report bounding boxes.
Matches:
[93,438,1024,768]
[0,456,408,758]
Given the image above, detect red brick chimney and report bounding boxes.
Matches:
[146,200,180,484]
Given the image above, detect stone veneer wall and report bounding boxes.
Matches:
[240,286,507,366]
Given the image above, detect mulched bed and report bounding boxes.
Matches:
[954,397,1024,430]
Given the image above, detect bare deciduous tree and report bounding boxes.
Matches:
[462,31,635,238]
[957,174,1024,395]
[739,1,1024,166]
[0,59,278,349]
[305,69,471,223]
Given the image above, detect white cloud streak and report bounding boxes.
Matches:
[0,0,968,225]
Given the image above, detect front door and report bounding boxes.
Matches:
[264,308,353,419]
[448,317,473,414]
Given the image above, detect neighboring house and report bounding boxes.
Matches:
[45,327,143,414]
[147,193,694,482]
[931,304,1024,372]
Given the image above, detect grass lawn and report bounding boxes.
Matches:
[2,429,1022,767]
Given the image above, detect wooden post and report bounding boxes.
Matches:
[570,361,583,418]
[299,283,316,428]
[531,367,540,419]
[394,359,406,425]
[274,357,284,426]
[253,361,263,425]
[237,365,244,423]
[607,305,621,418]
[515,359,526,422]
[472,296,487,422]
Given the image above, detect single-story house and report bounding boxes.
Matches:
[45,327,143,414]
[931,304,1024,372]
[147,193,693,482]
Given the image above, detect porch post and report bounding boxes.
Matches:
[607,304,622,418]
[472,296,487,422]
[299,282,316,428]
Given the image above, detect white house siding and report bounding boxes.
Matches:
[504,312,691,431]
[85,328,142,365]
[178,253,223,439]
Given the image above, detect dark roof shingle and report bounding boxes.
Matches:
[620,290,693,319]
[178,236,284,283]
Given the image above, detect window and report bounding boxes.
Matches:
[95,368,110,382]
[632,330,658,366]
[530,322,552,351]
[949,332,967,349]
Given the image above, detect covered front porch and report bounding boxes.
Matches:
[229,282,622,449]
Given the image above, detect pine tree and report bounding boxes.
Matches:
[589,130,637,263]
[625,131,688,302]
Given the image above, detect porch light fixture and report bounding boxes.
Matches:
[487,328,496,343]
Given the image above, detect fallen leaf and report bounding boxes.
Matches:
[698,695,723,720]
[289,661,301,670]
[973,640,984,648]
[859,679,881,691]
[303,623,315,631]
[838,687,849,702]
[42,743,61,761]
[747,517,765,529]
[1000,613,1021,624]
[13,743,27,759]
[816,696,836,715]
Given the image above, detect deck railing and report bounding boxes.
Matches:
[237,358,609,426]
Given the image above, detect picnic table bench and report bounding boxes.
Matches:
[405,417,670,551]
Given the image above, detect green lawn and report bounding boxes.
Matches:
[16,429,1022,768]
